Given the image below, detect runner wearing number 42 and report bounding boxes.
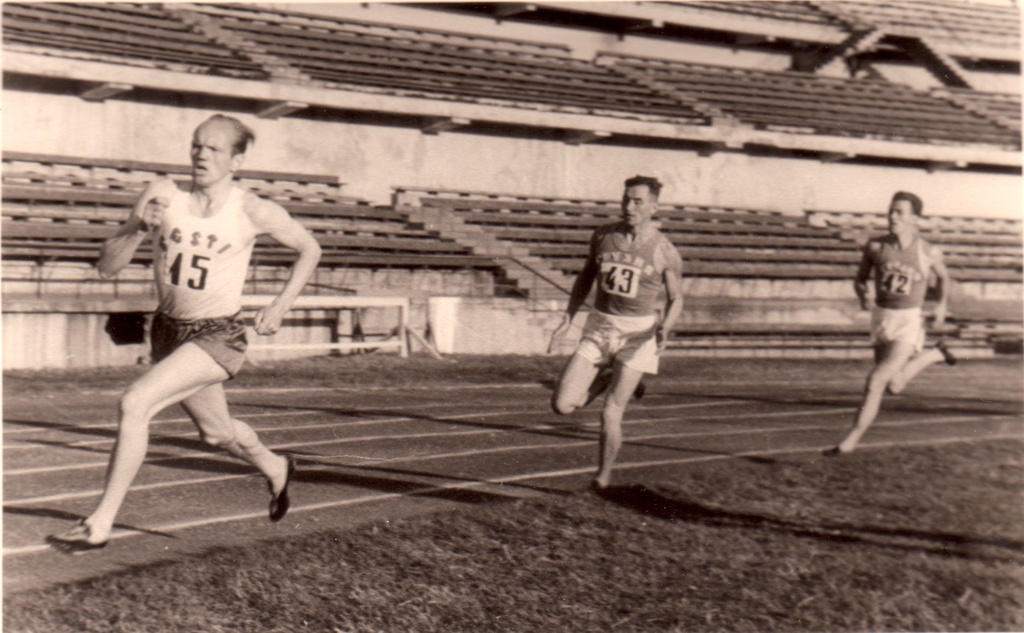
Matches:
[549,175,684,489]
[825,191,957,456]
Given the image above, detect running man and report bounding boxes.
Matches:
[49,114,322,552]
[826,191,957,456]
[549,175,684,489]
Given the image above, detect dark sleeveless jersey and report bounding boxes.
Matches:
[589,223,683,317]
[865,234,936,310]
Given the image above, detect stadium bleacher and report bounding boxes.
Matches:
[398,187,1022,285]
[1,1,1019,362]
[174,3,709,124]
[1,3,267,79]
[600,52,1020,148]
[1,153,498,272]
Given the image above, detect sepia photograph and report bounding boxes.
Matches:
[2,1,1021,630]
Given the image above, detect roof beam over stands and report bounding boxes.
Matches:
[819,151,856,164]
[79,81,133,102]
[421,116,471,135]
[257,100,308,119]
[418,2,848,48]
[564,129,611,146]
[926,159,967,173]
[493,3,537,21]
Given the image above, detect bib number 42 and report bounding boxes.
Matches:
[881,271,910,296]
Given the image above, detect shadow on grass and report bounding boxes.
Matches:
[596,484,1024,563]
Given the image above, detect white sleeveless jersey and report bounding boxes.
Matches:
[153,184,258,320]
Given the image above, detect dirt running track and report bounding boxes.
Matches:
[4,365,1023,593]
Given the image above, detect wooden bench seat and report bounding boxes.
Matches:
[198,6,703,121]
[3,3,265,77]
[421,196,803,228]
[254,250,496,269]
[3,153,356,205]
[447,206,840,239]
[603,54,1018,147]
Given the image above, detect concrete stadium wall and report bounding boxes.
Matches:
[1,262,496,300]
[3,89,1020,219]
[4,274,1017,370]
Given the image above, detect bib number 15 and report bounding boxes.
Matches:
[601,263,640,298]
[168,252,210,290]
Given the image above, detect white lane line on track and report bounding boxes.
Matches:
[2,399,749,455]
[76,382,548,398]
[5,431,1021,558]
[6,412,1019,504]
[2,397,746,443]
[1,402,813,476]
[1,401,470,438]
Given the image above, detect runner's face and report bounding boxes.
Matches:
[191,121,244,187]
[888,199,918,236]
[621,185,657,228]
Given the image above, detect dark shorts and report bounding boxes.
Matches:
[150,312,248,377]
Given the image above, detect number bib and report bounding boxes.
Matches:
[600,262,641,299]
[590,225,679,317]
[154,184,257,320]
[871,235,930,310]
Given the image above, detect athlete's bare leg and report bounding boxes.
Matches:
[593,362,645,489]
[61,344,230,545]
[830,341,916,454]
[887,346,952,394]
[181,384,290,494]
[551,354,603,415]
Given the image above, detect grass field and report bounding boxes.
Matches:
[4,355,1023,632]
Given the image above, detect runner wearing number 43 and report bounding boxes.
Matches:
[825,191,957,456]
[549,175,684,489]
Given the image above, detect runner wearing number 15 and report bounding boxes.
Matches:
[826,191,957,456]
[48,114,321,552]
[549,175,684,489]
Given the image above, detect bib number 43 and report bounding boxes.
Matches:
[601,263,640,298]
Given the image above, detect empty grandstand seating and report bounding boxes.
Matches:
[4,2,1016,155]
[821,0,1020,51]
[2,3,267,78]
[397,187,1021,284]
[2,154,497,272]
[808,208,1023,282]
[600,52,1020,148]
[933,88,1022,131]
[163,3,711,124]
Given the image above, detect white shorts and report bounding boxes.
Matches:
[871,306,925,352]
[574,310,660,375]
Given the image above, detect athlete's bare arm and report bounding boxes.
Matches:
[853,241,875,311]
[97,179,177,278]
[657,260,684,351]
[548,239,599,350]
[928,244,951,326]
[244,193,322,335]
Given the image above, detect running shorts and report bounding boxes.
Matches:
[150,312,248,377]
[871,306,924,353]
[574,310,660,375]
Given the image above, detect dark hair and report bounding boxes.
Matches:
[201,114,256,156]
[891,191,923,216]
[624,175,663,199]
